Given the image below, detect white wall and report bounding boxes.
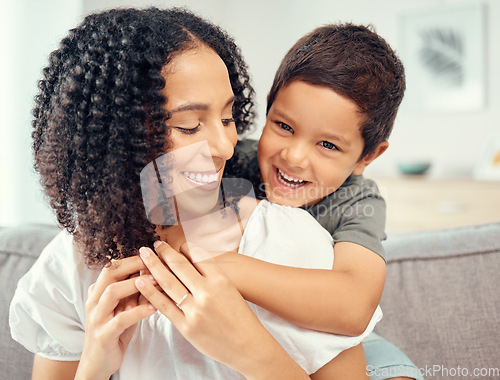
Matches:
[0,0,83,226]
[221,0,500,178]
[2,0,498,226]
[85,0,500,178]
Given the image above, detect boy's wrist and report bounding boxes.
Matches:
[206,251,241,278]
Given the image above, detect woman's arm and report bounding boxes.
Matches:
[213,241,386,336]
[32,356,79,380]
[137,242,310,380]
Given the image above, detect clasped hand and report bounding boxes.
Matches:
[136,241,277,377]
[77,242,294,380]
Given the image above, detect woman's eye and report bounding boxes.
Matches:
[277,122,293,133]
[175,125,200,135]
[222,118,235,126]
[319,141,338,150]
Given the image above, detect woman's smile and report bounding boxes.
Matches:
[180,168,222,191]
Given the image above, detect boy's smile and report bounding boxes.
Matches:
[276,167,308,189]
[258,80,383,208]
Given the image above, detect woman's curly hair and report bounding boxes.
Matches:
[32,7,255,268]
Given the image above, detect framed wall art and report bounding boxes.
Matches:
[400,3,486,113]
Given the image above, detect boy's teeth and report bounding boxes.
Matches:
[277,169,306,189]
[183,171,218,183]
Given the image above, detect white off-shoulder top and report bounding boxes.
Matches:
[10,200,382,378]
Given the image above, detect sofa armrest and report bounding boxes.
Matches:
[0,224,60,379]
[377,222,500,376]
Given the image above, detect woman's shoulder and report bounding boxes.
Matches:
[16,229,99,299]
[9,230,97,360]
[239,200,333,269]
[245,200,333,245]
[37,230,90,270]
[256,200,323,223]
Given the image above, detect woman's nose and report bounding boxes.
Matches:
[206,122,236,161]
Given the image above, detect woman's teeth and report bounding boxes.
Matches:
[182,171,219,184]
[277,168,307,189]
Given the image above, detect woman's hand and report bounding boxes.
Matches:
[75,256,157,380]
[136,242,310,380]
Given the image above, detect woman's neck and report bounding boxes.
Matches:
[155,196,259,260]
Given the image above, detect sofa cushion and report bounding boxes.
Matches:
[0,224,60,379]
[377,222,500,379]
[2,222,500,379]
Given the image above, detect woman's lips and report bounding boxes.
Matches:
[181,169,221,191]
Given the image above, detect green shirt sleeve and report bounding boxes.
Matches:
[305,175,387,261]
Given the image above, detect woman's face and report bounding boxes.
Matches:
[161,45,237,219]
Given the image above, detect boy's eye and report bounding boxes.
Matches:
[222,118,235,127]
[277,122,293,133]
[175,125,200,135]
[319,141,337,150]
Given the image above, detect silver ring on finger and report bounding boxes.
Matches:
[176,293,189,310]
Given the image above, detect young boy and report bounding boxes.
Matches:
[220,23,422,379]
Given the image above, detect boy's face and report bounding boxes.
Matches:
[258,80,383,208]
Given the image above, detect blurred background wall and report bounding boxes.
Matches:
[1,0,499,226]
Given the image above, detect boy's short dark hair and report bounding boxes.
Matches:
[267,23,405,158]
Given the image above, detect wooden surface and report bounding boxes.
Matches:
[373,176,500,232]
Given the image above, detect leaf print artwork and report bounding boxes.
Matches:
[419,28,464,87]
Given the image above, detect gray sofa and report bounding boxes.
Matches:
[1,222,499,379]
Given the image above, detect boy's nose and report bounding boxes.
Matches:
[280,140,309,169]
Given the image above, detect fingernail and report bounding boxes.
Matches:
[148,304,156,311]
[154,241,162,249]
[149,275,157,285]
[136,278,145,288]
[139,247,150,258]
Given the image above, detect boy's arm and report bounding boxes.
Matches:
[214,242,385,336]
[310,343,368,379]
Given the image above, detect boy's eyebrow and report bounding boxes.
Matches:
[323,132,351,147]
[170,96,235,113]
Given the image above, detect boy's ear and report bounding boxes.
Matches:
[352,141,389,176]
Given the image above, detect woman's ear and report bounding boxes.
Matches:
[352,141,389,176]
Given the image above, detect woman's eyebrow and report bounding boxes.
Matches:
[171,103,208,113]
[170,96,235,113]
